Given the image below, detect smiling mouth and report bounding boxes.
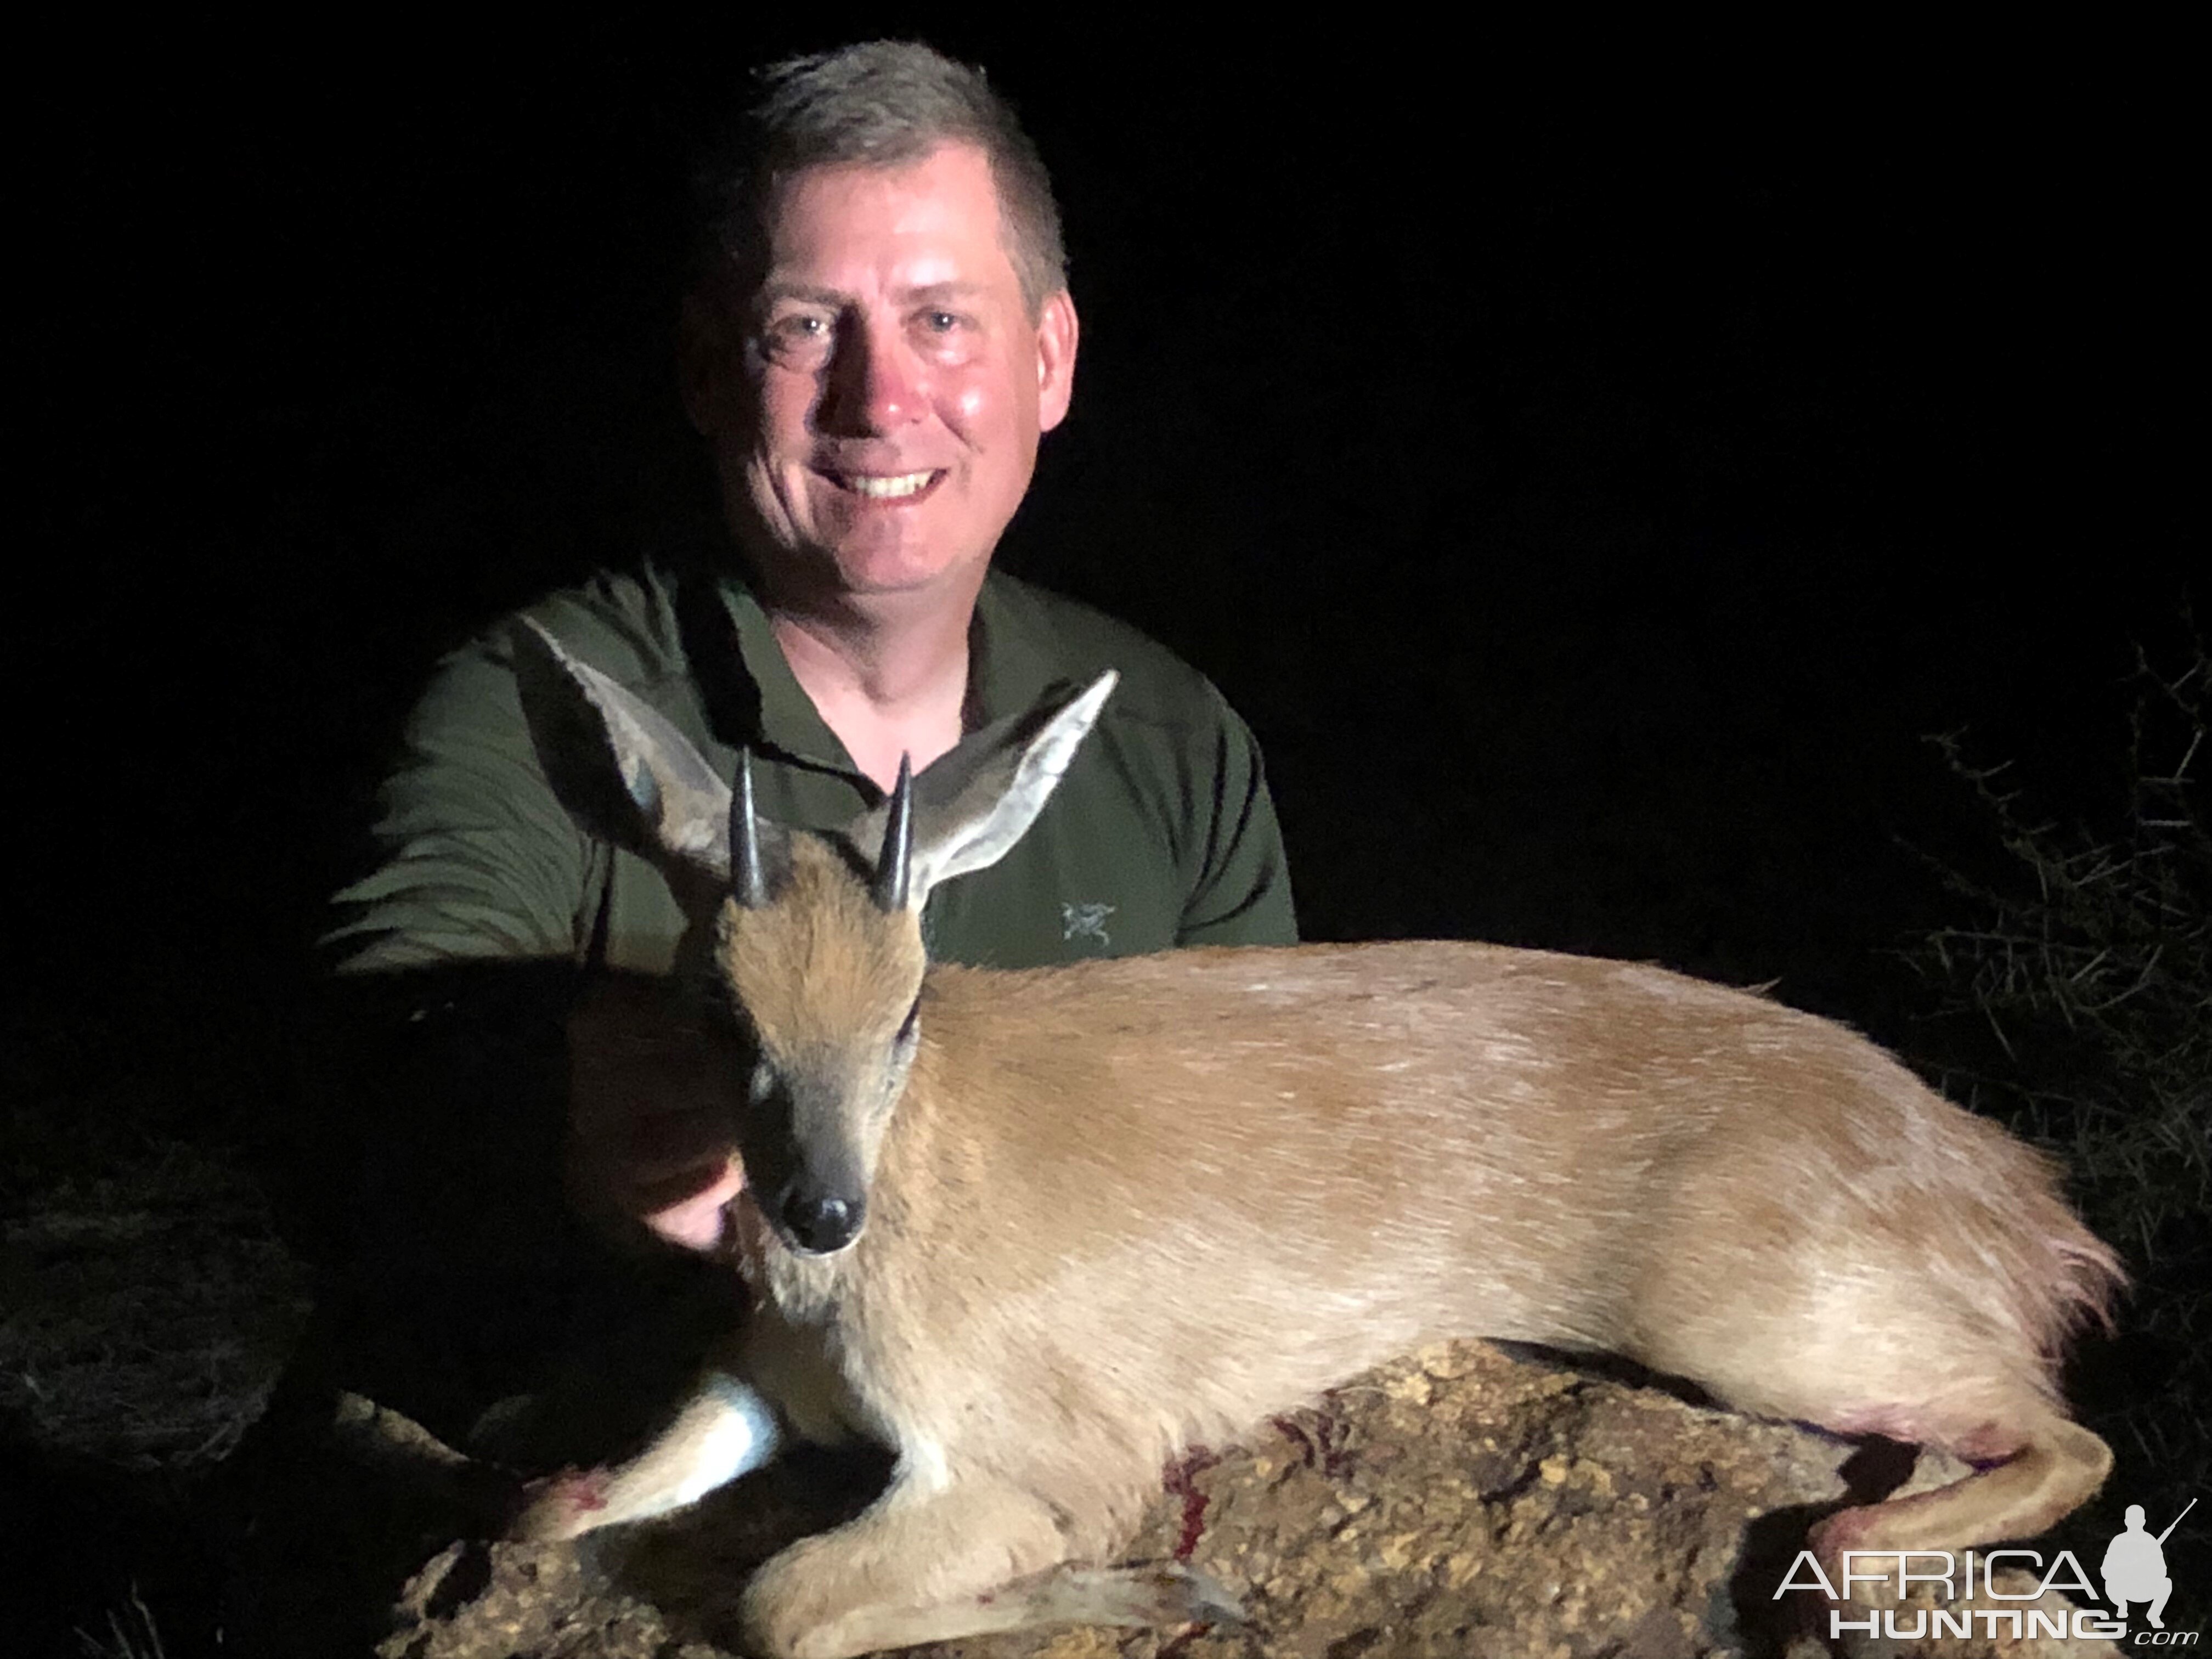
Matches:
[831,470,942,500]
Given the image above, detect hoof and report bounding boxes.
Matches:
[1125,1561,1247,1627]
[1020,1561,1248,1629]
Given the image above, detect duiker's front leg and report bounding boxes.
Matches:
[512,1373,782,1541]
[741,1471,1239,1659]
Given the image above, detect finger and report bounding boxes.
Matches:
[644,1164,749,1251]
[625,1154,747,1214]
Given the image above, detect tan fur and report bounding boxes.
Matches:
[530,855,2120,1657]
[721,847,928,1066]
[513,649,2120,1657]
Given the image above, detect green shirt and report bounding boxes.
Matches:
[328,560,1296,975]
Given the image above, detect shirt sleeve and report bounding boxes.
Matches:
[1175,698,1299,948]
[324,631,592,973]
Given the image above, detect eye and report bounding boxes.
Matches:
[912,307,977,347]
[759,311,834,366]
[896,994,922,1045]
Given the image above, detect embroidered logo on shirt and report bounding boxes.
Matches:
[1061,901,1115,949]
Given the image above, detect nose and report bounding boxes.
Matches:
[779,1186,865,1255]
[822,318,923,435]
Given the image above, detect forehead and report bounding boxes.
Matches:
[759,143,1020,295]
[716,838,928,1045]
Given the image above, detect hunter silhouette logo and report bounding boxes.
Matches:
[2104,1498,2193,1632]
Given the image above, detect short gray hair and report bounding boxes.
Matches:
[697,41,1068,315]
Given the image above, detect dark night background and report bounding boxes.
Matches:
[20,37,2193,1096]
[10,26,2200,1636]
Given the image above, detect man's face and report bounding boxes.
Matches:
[691,142,1077,601]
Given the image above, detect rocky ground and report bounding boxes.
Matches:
[203,1343,2108,1659]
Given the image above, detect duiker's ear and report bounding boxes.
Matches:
[513,619,735,885]
[850,670,1118,905]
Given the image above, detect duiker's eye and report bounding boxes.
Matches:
[896,994,922,1046]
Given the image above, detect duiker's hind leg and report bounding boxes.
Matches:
[1810,1407,2112,1564]
[741,1471,1237,1659]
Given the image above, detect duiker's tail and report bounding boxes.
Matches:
[1984,1145,2125,1381]
[1811,1144,2121,1572]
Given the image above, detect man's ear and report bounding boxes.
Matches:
[678,292,731,436]
[1035,287,1079,434]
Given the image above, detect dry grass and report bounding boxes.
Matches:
[1901,625,2210,1568]
[74,1583,169,1658]
[1,1135,312,1472]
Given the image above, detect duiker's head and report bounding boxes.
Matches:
[710,755,924,1255]
[522,620,1114,1256]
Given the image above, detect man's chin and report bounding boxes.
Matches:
[729,513,1000,605]
[808,539,995,602]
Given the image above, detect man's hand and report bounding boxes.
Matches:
[567,975,747,1252]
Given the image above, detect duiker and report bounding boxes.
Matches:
[517,632,2120,1659]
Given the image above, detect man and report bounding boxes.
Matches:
[319,42,1293,1351]
[2101,1504,2177,1629]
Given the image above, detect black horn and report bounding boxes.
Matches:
[872,754,914,912]
[732,749,770,908]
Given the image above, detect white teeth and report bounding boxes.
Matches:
[844,471,935,499]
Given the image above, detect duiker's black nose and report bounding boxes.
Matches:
[780,1189,864,1255]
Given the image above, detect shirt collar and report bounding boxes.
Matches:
[709,574,855,772]
[967,572,1062,726]
[707,565,1063,778]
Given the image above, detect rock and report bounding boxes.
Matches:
[342,1342,2113,1659]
